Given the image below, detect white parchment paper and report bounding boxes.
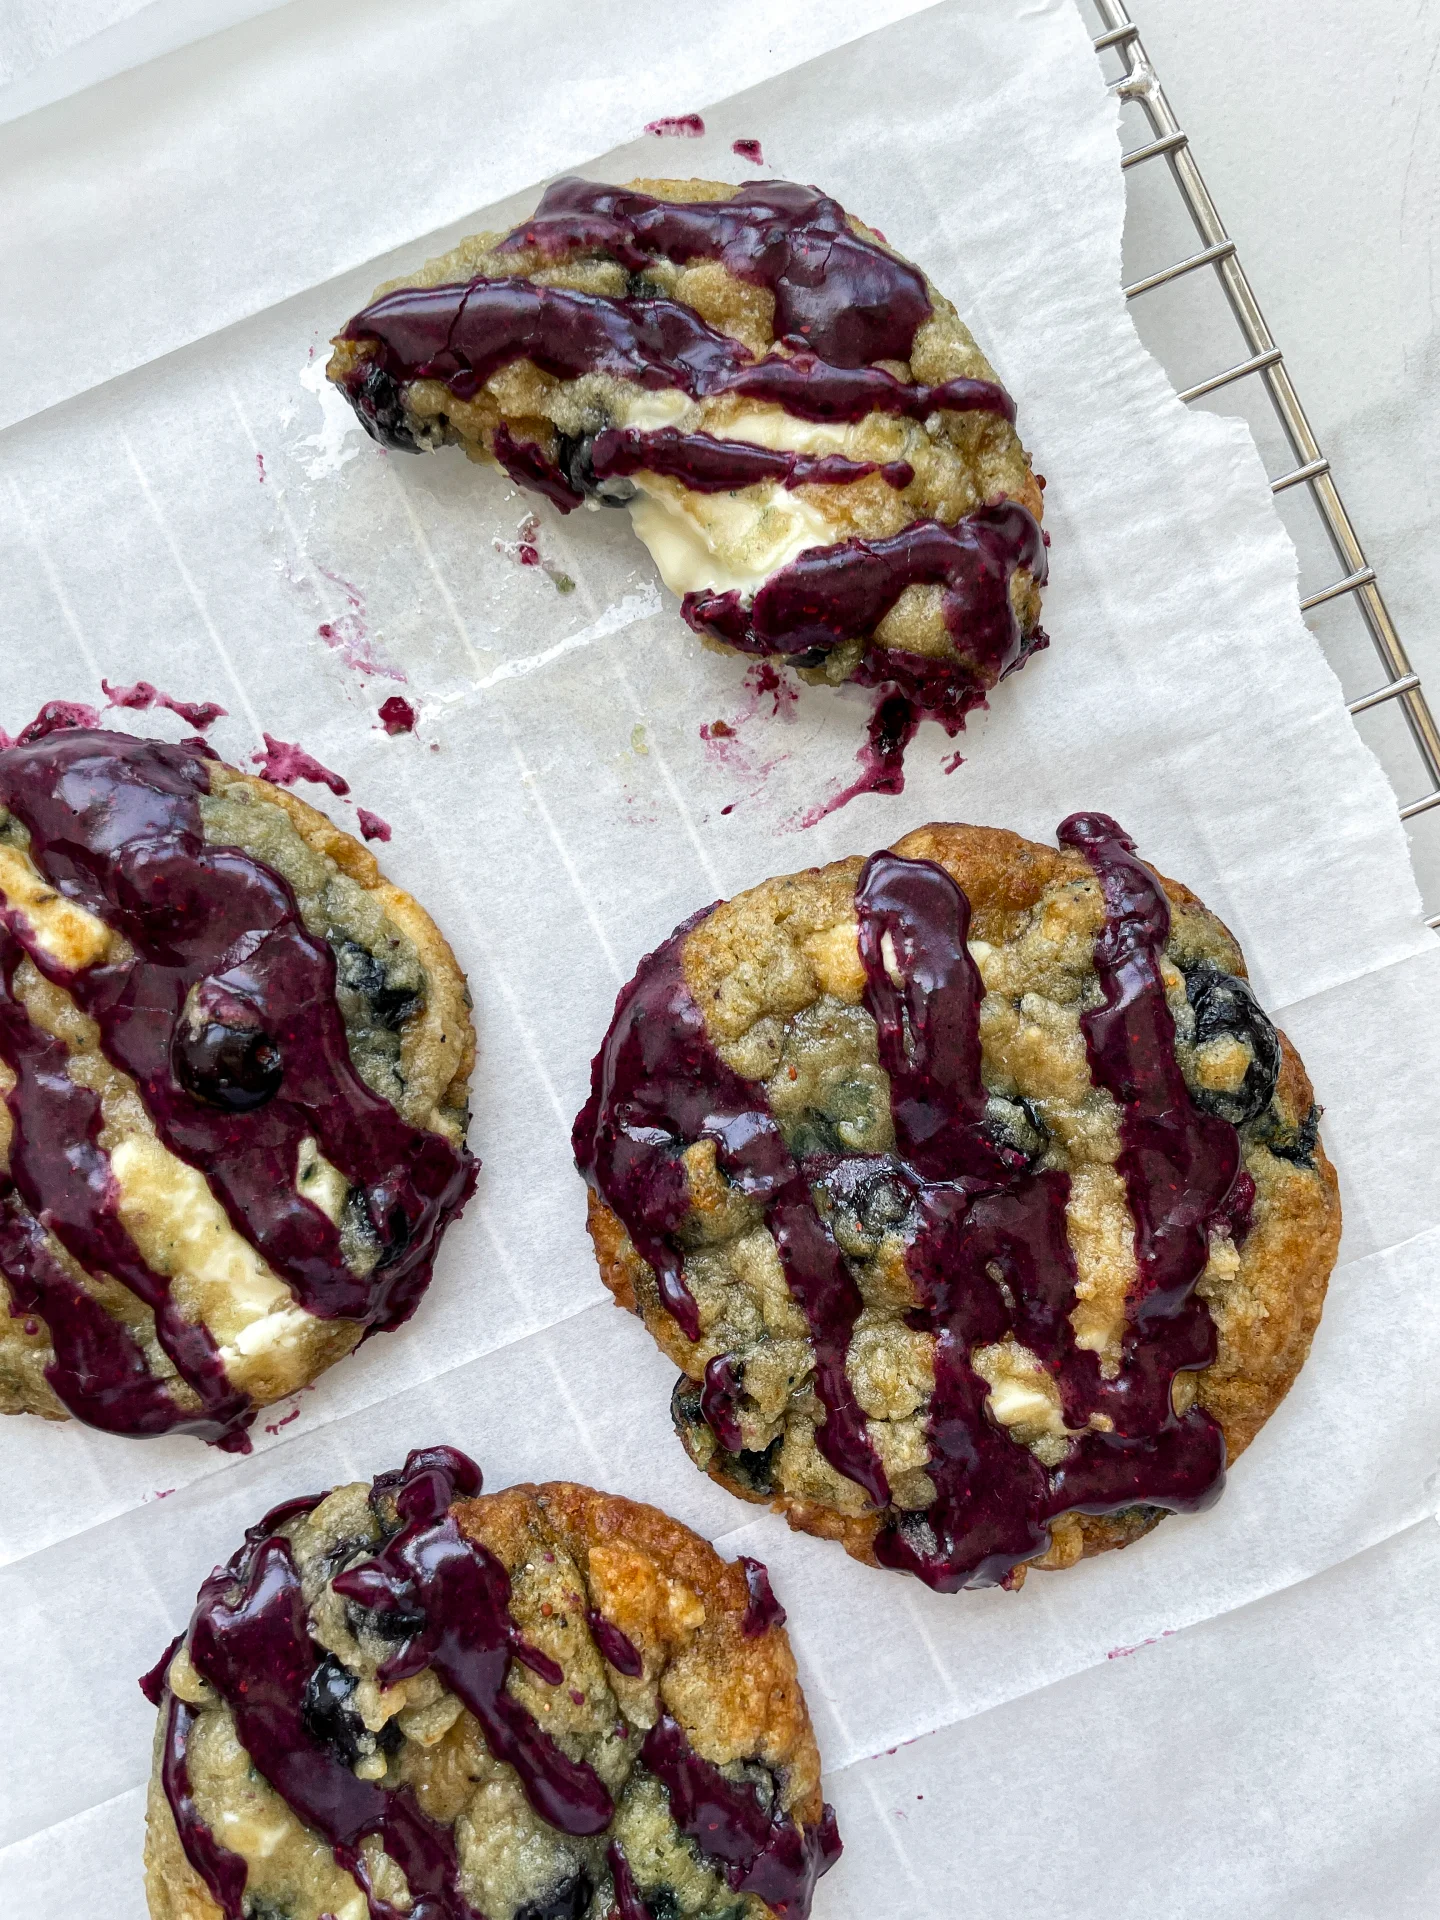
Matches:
[1,3,1438,1914]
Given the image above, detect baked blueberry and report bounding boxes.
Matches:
[0,722,476,1451]
[142,1446,839,1920]
[575,816,1342,1591]
[328,177,1046,747]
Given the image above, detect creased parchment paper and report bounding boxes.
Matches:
[1,3,1437,1915]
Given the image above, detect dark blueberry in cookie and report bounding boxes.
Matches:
[555,430,637,507]
[515,1869,594,1920]
[300,1652,366,1765]
[1184,961,1282,1126]
[172,982,283,1112]
[673,1375,782,1495]
[830,1159,914,1234]
[334,938,422,1031]
[1255,1100,1322,1169]
[639,1890,681,1920]
[353,360,428,453]
[346,1595,429,1642]
[984,1093,1048,1169]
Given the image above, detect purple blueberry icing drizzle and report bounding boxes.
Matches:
[577,820,1246,1591]
[494,177,932,368]
[739,1557,787,1638]
[590,426,915,495]
[572,920,889,1507]
[640,1712,842,1919]
[151,1446,839,1920]
[333,1448,615,1838]
[682,503,1044,694]
[333,177,1041,765]
[0,726,475,1448]
[160,1696,251,1917]
[586,1609,644,1678]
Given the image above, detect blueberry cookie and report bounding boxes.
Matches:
[0,723,476,1451]
[574,817,1341,1592]
[328,177,1045,742]
[142,1445,840,1920]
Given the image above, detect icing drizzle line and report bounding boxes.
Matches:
[0,726,476,1449]
[575,817,1243,1590]
[571,916,889,1507]
[153,1446,840,1920]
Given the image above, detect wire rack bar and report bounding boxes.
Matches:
[1089,0,1440,929]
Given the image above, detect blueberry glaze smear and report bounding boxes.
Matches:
[576,817,1245,1591]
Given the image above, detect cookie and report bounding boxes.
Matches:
[574,816,1341,1591]
[0,722,476,1451]
[328,177,1046,745]
[141,1444,840,1920]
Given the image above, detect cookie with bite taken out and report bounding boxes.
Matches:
[328,176,1046,758]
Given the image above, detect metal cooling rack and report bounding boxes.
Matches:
[1084,0,1440,930]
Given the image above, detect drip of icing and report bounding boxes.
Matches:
[140,1631,184,1707]
[333,1448,615,1837]
[738,1557,786,1637]
[161,1697,251,1917]
[644,114,705,137]
[0,729,476,1444]
[640,1713,842,1917]
[492,422,586,514]
[683,504,1044,680]
[608,1841,650,1920]
[495,178,932,368]
[591,426,914,494]
[8,700,104,745]
[586,1609,643,1677]
[0,935,252,1447]
[356,808,391,843]
[342,286,1011,439]
[700,1352,746,1451]
[578,828,1244,1591]
[794,690,922,827]
[573,923,888,1506]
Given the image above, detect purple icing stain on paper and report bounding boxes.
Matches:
[357,808,391,843]
[102,680,227,731]
[732,139,765,164]
[645,114,705,137]
[251,734,350,796]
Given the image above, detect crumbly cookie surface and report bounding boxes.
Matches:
[0,723,476,1450]
[575,819,1341,1590]
[328,177,1045,737]
[143,1446,838,1920]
